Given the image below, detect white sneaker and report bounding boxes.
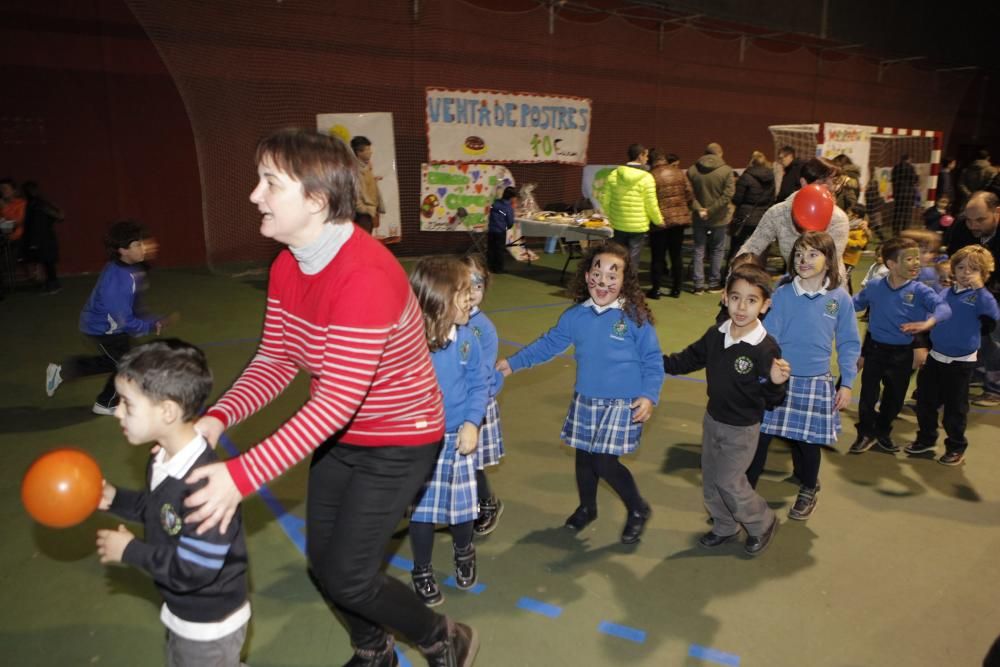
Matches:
[92,402,117,416]
[45,364,63,397]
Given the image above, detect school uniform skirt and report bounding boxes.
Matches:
[475,397,505,470]
[761,374,840,446]
[411,432,478,525]
[560,393,643,456]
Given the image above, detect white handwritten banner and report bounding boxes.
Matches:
[419,163,514,232]
[425,87,591,165]
[820,122,876,194]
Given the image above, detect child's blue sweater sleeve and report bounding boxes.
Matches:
[852,285,870,312]
[835,291,862,388]
[638,321,665,404]
[979,289,1000,323]
[918,283,951,323]
[101,265,158,336]
[464,334,489,427]
[508,308,575,371]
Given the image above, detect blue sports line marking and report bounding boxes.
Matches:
[443,576,486,594]
[395,647,412,667]
[597,621,646,644]
[688,643,741,666]
[516,597,563,618]
[387,554,414,571]
[217,434,306,556]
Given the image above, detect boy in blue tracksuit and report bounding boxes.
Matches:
[487,186,518,274]
[850,237,952,454]
[905,245,1000,465]
[46,220,166,414]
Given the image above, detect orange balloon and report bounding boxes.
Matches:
[21,448,102,528]
[791,184,836,232]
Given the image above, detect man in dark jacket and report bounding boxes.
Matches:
[890,154,918,236]
[687,143,734,294]
[958,150,997,209]
[947,191,1000,407]
[728,151,775,266]
[777,146,805,202]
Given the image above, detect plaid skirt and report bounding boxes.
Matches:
[476,397,505,470]
[761,374,841,446]
[411,432,479,525]
[560,392,643,456]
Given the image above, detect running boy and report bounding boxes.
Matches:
[96,340,250,666]
[663,264,790,556]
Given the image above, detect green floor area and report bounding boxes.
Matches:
[2,250,999,666]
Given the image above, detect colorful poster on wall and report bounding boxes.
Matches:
[426,87,591,165]
[582,164,622,212]
[316,112,401,243]
[819,122,876,194]
[419,163,514,232]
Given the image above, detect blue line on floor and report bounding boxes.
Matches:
[516,597,563,618]
[395,647,412,667]
[443,576,486,594]
[387,554,414,571]
[597,621,646,644]
[218,434,306,556]
[688,643,740,665]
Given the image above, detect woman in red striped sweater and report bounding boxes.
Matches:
[183,129,478,667]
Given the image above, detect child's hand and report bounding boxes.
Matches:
[457,422,479,455]
[834,386,852,411]
[495,359,512,377]
[857,355,865,372]
[900,319,935,335]
[155,312,180,336]
[630,397,654,423]
[912,347,929,370]
[98,480,116,511]
[969,275,984,290]
[96,525,134,564]
[770,358,791,384]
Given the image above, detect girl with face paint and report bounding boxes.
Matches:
[496,242,664,544]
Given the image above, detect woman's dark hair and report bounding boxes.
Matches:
[117,339,213,422]
[256,128,358,222]
[783,231,842,291]
[800,157,841,184]
[568,241,653,326]
[104,219,148,260]
[501,186,518,200]
[410,256,471,352]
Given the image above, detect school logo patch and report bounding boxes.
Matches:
[963,292,978,306]
[160,503,182,536]
[472,325,482,339]
[902,292,915,305]
[611,319,628,340]
[460,340,471,362]
[824,299,839,316]
[734,355,754,375]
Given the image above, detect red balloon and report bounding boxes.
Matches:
[792,184,836,232]
[940,214,955,228]
[22,448,102,528]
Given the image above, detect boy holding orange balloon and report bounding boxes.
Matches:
[96,340,250,666]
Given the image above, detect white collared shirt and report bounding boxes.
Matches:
[718,318,768,349]
[581,297,624,315]
[150,434,208,491]
[791,276,830,297]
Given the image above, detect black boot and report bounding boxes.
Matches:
[411,564,444,607]
[473,496,504,536]
[620,502,651,544]
[419,617,479,667]
[342,634,398,667]
[454,543,477,590]
[564,505,597,531]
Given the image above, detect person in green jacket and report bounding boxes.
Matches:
[688,143,735,294]
[600,143,664,273]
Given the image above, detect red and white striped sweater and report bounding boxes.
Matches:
[206,231,444,496]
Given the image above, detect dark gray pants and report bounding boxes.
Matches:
[165,624,247,667]
[701,413,774,537]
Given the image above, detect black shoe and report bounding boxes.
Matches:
[692,287,706,295]
[564,505,597,531]
[787,486,818,521]
[342,636,398,667]
[876,436,900,453]
[744,518,778,556]
[473,496,504,536]
[669,288,681,298]
[620,503,651,544]
[698,530,739,548]
[938,450,965,466]
[411,565,444,607]
[419,618,480,667]
[645,288,661,300]
[454,544,477,590]
[904,440,936,455]
[705,285,723,294]
[849,434,877,454]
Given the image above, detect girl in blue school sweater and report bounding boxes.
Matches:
[409,256,489,607]
[462,254,507,537]
[906,245,1000,466]
[745,232,861,520]
[497,241,664,545]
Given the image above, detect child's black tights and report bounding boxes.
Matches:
[574,449,643,513]
[410,521,474,568]
[475,470,492,501]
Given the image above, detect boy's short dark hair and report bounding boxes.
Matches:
[349,135,372,154]
[880,236,918,264]
[502,186,518,200]
[117,339,213,422]
[105,220,148,260]
[726,264,773,298]
[778,146,796,157]
[627,143,646,161]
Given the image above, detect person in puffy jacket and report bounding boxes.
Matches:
[647,151,694,298]
[600,143,664,272]
[727,151,775,269]
[688,143,734,293]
